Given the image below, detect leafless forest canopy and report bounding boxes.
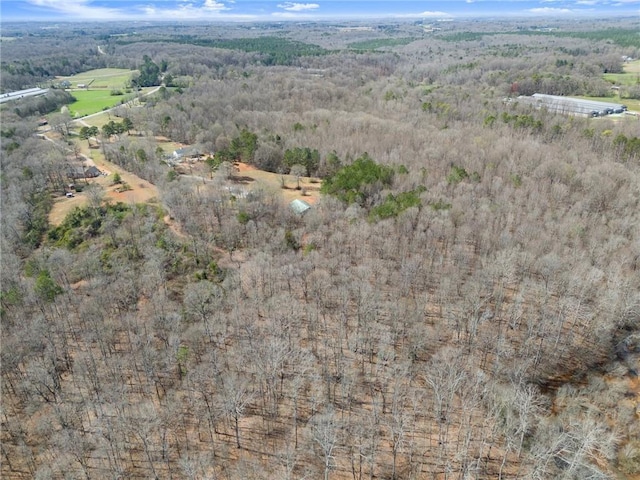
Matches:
[1,17,640,480]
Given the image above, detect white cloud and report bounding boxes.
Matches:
[528,7,573,13]
[22,0,640,22]
[203,0,228,10]
[142,4,156,15]
[27,0,125,19]
[392,10,452,18]
[277,2,320,12]
[419,10,452,17]
[26,0,261,20]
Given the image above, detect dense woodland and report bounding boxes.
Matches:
[1,18,640,480]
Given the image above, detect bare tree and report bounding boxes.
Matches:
[221,372,254,449]
[310,409,340,480]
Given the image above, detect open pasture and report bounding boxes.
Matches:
[58,68,135,90]
[68,89,130,117]
[604,60,640,86]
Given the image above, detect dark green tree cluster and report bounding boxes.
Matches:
[348,37,416,51]
[501,112,544,132]
[447,165,480,185]
[101,118,134,137]
[369,186,426,221]
[1,127,20,154]
[613,134,640,161]
[438,28,640,48]
[134,55,161,88]
[213,129,258,165]
[321,153,395,204]
[283,147,320,176]
[21,190,52,250]
[33,269,63,303]
[47,203,130,250]
[78,125,99,145]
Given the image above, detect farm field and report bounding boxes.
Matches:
[604,60,640,86]
[67,89,132,116]
[57,67,135,89]
[56,68,140,116]
[67,86,159,119]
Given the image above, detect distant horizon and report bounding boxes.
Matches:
[1,0,639,23]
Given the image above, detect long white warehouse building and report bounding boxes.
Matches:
[0,87,50,104]
[518,94,627,117]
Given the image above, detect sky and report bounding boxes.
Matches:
[1,0,639,22]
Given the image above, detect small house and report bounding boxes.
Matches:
[171,147,201,161]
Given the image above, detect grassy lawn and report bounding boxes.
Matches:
[604,60,640,86]
[72,111,111,128]
[68,90,130,117]
[604,72,640,86]
[58,68,136,90]
[623,60,640,74]
[67,86,157,119]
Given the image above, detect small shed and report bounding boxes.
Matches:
[290,199,311,215]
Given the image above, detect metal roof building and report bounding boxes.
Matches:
[518,94,627,117]
[0,87,50,104]
[290,199,311,215]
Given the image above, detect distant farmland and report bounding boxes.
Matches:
[58,68,135,90]
[56,68,139,117]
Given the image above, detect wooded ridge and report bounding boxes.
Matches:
[1,18,639,480]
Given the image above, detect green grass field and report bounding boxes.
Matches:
[623,60,640,74]
[58,68,135,90]
[68,90,130,117]
[604,72,640,86]
[604,60,640,86]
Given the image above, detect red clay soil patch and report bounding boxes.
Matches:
[164,215,187,239]
[49,176,159,227]
[233,162,321,205]
[235,162,256,173]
